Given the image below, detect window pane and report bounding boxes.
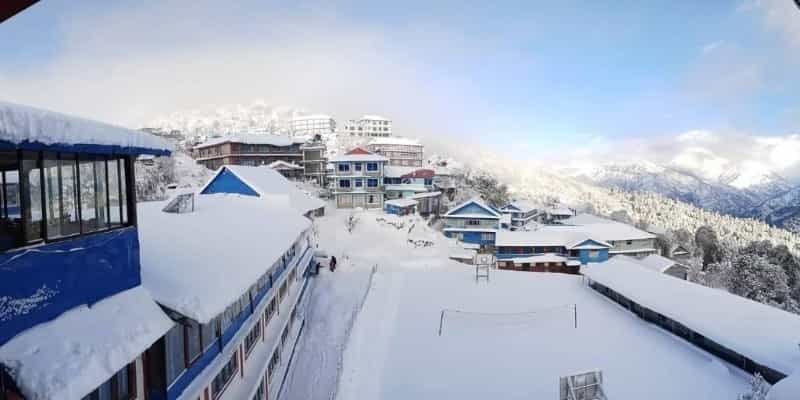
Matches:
[0,152,21,251]
[119,158,128,225]
[186,321,202,363]
[201,319,216,350]
[21,151,42,242]
[165,324,186,386]
[79,158,100,232]
[95,159,108,228]
[116,366,131,398]
[43,152,62,239]
[97,380,112,400]
[60,154,80,236]
[108,159,121,226]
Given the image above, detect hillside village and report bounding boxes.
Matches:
[2,102,799,400]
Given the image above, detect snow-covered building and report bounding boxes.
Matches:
[499,201,539,229]
[300,138,327,185]
[267,160,304,180]
[0,101,174,400]
[635,254,689,280]
[442,198,501,245]
[366,136,423,167]
[495,228,611,273]
[411,191,443,216]
[192,134,306,170]
[137,191,316,400]
[341,115,391,137]
[562,214,657,258]
[584,256,800,384]
[383,166,435,199]
[384,198,418,216]
[543,204,575,222]
[290,114,335,136]
[329,147,388,209]
[200,165,326,217]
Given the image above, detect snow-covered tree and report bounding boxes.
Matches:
[728,254,796,311]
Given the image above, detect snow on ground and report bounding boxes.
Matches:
[337,268,750,399]
[281,207,466,400]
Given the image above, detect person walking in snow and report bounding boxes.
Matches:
[330,256,337,272]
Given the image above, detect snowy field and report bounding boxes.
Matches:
[284,208,751,399]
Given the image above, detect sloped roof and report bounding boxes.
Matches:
[206,165,325,215]
[193,133,305,149]
[562,214,656,241]
[368,137,421,146]
[637,254,679,273]
[444,198,502,219]
[501,201,539,213]
[330,147,388,162]
[268,160,303,170]
[495,226,611,249]
[346,147,372,155]
[0,101,171,155]
[385,184,428,193]
[138,194,311,323]
[584,256,800,376]
[385,198,418,208]
[0,286,173,400]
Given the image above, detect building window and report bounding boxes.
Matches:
[267,348,280,382]
[265,296,277,324]
[164,324,186,386]
[337,164,350,172]
[252,378,266,400]
[589,250,600,258]
[626,240,633,245]
[244,319,262,357]
[354,179,363,188]
[367,179,378,188]
[81,362,136,400]
[467,220,480,226]
[212,350,239,399]
[481,233,494,241]
[338,179,351,188]
[366,163,378,171]
[424,178,433,186]
[184,320,203,365]
[354,163,362,171]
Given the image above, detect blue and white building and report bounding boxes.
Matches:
[442,198,501,245]
[499,201,539,229]
[329,147,388,209]
[136,174,318,400]
[495,227,611,272]
[0,101,175,400]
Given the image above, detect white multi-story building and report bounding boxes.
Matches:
[366,136,423,167]
[342,115,392,137]
[291,114,335,137]
[329,147,388,209]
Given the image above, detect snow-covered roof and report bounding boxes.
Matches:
[205,165,325,215]
[411,191,442,199]
[768,370,800,400]
[502,201,539,213]
[292,114,332,121]
[496,227,611,249]
[637,254,680,273]
[444,198,502,219]
[500,214,512,225]
[547,205,573,216]
[505,253,569,264]
[0,101,171,155]
[138,194,311,323]
[192,133,305,149]
[367,137,421,146]
[583,256,800,376]
[385,198,418,208]
[385,184,429,193]
[443,227,498,233]
[267,160,303,170]
[561,214,656,241]
[329,153,388,163]
[0,286,173,400]
[361,115,389,121]
[383,166,417,178]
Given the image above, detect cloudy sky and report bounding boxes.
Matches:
[1,0,799,179]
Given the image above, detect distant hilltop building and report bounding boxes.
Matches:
[342,115,392,137]
[366,137,423,167]
[290,114,335,136]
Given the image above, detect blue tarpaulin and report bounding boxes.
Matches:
[0,227,142,346]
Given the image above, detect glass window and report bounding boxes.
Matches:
[201,318,217,350]
[337,163,349,172]
[339,179,350,188]
[60,154,80,236]
[21,151,42,242]
[107,158,121,227]
[116,366,131,399]
[367,179,378,188]
[244,320,261,356]
[354,179,362,187]
[43,152,62,239]
[119,158,128,225]
[79,157,99,232]
[252,378,266,400]
[0,152,22,251]
[165,324,186,386]
[185,321,202,364]
[212,351,238,398]
[354,163,362,171]
[366,163,378,171]
[95,158,108,228]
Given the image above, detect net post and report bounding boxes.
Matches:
[438,310,445,336]
[573,304,577,329]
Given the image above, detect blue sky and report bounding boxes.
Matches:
[1,0,799,164]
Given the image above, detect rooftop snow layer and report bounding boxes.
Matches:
[411,191,442,199]
[329,153,388,163]
[291,114,332,121]
[209,165,325,215]
[637,254,679,273]
[267,160,304,170]
[138,194,311,323]
[193,133,305,149]
[560,214,656,241]
[385,198,418,208]
[0,101,171,155]
[496,226,611,249]
[768,370,800,400]
[0,286,173,400]
[502,201,539,213]
[583,256,800,376]
[368,137,421,146]
[383,166,418,178]
[385,184,428,192]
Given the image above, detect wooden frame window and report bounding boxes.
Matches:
[81,362,137,400]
